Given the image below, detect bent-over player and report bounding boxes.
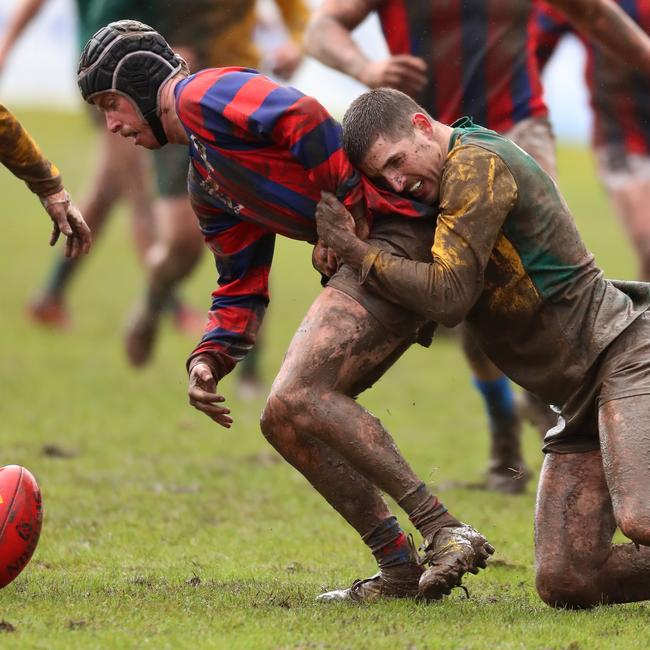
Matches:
[316,88,650,608]
[75,20,494,602]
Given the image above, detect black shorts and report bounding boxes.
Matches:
[327,215,436,339]
[543,310,650,453]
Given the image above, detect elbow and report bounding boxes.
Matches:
[422,299,469,328]
[438,310,465,328]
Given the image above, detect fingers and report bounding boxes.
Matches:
[68,206,92,255]
[188,364,233,427]
[49,221,60,247]
[384,56,428,96]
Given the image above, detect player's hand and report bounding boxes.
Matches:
[312,240,339,277]
[358,55,428,97]
[188,361,233,428]
[316,191,356,249]
[271,41,303,79]
[40,189,92,259]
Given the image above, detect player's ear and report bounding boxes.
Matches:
[412,113,433,138]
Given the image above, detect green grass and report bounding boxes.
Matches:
[0,108,647,649]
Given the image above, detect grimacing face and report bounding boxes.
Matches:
[93,92,160,149]
[360,114,443,204]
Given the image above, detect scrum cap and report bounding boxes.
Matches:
[77,20,183,145]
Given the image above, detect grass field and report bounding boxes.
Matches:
[0,108,647,649]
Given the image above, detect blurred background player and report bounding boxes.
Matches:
[1,101,91,257]
[0,0,162,335]
[305,0,650,493]
[534,0,650,283]
[0,0,308,377]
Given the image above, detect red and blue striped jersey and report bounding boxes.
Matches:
[533,0,650,154]
[377,0,547,133]
[175,67,433,376]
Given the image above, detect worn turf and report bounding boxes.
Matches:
[0,109,647,649]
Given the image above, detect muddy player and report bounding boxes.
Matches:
[1,102,91,257]
[534,1,650,284]
[306,0,650,493]
[316,87,650,608]
[76,20,494,602]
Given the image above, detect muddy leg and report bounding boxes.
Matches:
[535,449,650,608]
[261,287,424,531]
[599,396,650,545]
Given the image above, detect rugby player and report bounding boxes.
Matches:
[0,102,90,257]
[534,1,650,283]
[306,0,650,494]
[316,88,650,608]
[75,20,494,602]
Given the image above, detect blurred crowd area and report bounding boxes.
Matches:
[0,0,590,140]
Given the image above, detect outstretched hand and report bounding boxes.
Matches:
[188,361,233,428]
[41,189,92,258]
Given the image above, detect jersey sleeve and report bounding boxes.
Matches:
[275,0,310,43]
[533,3,573,71]
[359,146,518,327]
[0,103,63,197]
[187,205,275,380]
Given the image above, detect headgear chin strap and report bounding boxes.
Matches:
[78,20,184,146]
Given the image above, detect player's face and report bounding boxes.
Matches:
[360,116,443,204]
[93,92,159,149]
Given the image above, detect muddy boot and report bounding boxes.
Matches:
[317,565,422,603]
[418,524,494,601]
[317,538,422,603]
[517,391,558,439]
[27,293,71,329]
[486,412,530,494]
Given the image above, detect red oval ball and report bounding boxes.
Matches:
[0,465,43,588]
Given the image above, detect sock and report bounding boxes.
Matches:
[44,255,78,296]
[398,483,461,540]
[363,516,414,570]
[472,376,516,429]
[144,285,171,316]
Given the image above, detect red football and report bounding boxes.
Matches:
[0,465,43,588]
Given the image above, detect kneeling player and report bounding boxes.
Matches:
[317,87,650,608]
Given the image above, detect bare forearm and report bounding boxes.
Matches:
[552,0,650,73]
[0,0,47,67]
[305,13,370,79]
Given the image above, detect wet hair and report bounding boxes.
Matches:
[342,88,431,167]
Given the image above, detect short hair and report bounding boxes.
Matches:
[342,88,430,167]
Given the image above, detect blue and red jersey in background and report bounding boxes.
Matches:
[175,67,432,376]
[533,0,650,154]
[376,0,547,132]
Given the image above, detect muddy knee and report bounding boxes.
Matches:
[614,506,650,546]
[536,561,601,609]
[260,386,312,446]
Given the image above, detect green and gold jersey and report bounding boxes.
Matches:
[77,0,308,71]
[0,103,62,197]
[361,118,650,405]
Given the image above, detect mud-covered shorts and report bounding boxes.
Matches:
[596,145,650,192]
[543,310,650,454]
[327,214,437,340]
